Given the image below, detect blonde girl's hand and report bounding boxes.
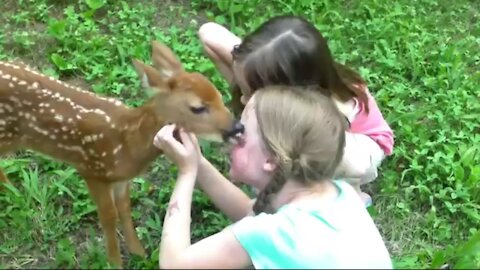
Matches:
[153,124,201,176]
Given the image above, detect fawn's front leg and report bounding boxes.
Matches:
[84,178,123,268]
[112,181,146,257]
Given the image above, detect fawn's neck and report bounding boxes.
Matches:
[123,99,167,162]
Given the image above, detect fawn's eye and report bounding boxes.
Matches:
[190,105,208,114]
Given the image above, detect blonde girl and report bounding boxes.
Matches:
[154,85,392,268]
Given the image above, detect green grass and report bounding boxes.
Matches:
[0,0,479,269]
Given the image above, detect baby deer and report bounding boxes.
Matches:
[0,40,244,267]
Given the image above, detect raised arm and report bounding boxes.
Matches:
[196,157,254,221]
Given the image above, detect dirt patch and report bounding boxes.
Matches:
[1,1,71,69]
[152,0,207,28]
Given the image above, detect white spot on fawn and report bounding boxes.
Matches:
[9,96,20,104]
[95,161,105,168]
[28,123,50,137]
[54,114,64,122]
[113,145,123,155]
[6,105,13,112]
[57,144,88,160]
[84,136,92,143]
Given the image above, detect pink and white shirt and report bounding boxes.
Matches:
[335,89,394,156]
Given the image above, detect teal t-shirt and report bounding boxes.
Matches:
[230,180,393,269]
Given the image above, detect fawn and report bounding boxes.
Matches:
[0,40,244,267]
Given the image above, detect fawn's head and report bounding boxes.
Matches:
[132,41,244,143]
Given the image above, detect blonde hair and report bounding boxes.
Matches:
[252,85,347,214]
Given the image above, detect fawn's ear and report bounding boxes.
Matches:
[132,59,170,93]
[151,40,184,78]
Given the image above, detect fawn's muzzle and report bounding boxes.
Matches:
[222,120,245,142]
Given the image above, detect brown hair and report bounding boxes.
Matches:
[251,85,347,214]
[230,15,369,116]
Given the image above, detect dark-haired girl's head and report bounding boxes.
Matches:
[230,15,369,113]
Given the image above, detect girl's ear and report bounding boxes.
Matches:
[263,157,277,172]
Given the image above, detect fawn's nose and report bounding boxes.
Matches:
[222,120,245,142]
[232,120,245,134]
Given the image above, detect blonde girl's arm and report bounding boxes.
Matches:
[196,156,255,222]
[159,171,252,269]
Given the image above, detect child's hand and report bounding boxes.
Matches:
[153,124,201,176]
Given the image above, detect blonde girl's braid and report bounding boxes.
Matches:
[252,168,287,214]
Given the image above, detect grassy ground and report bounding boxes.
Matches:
[0,0,479,269]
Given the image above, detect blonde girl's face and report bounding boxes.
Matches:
[228,95,276,190]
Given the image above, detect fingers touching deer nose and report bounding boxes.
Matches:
[222,120,244,142]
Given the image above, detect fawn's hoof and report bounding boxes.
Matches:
[128,244,146,257]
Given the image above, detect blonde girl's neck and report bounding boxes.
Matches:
[270,179,339,211]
